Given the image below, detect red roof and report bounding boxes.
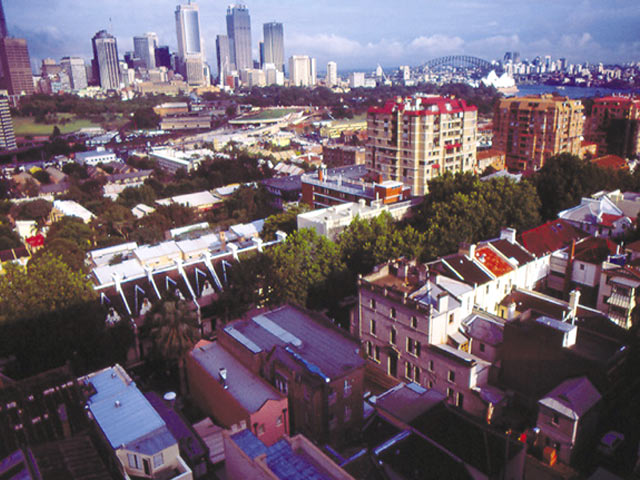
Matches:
[369,96,478,116]
[519,219,589,257]
[25,234,44,247]
[474,246,514,277]
[591,154,629,171]
[600,213,626,227]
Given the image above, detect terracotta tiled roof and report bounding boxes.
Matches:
[591,155,628,171]
[519,219,588,257]
[474,246,514,277]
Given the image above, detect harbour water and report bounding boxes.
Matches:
[516,84,639,99]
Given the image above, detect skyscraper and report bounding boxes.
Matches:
[215,35,231,83]
[0,38,34,96]
[175,2,205,86]
[263,22,284,73]
[133,32,158,69]
[155,46,172,69]
[0,95,16,151]
[326,61,337,87]
[92,30,120,90]
[226,4,252,72]
[60,57,88,90]
[0,0,8,39]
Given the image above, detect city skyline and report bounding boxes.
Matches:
[5,0,640,73]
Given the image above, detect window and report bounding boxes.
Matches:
[428,360,434,372]
[449,313,454,324]
[405,362,412,379]
[411,316,418,329]
[257,424,265,436]
[414,366,420,383]
[447,388,453,398]
[457,392,464,409]
[127,454,140,470]
[374,346,380,362]
[344,379,352,398]
[415,341,421,357]
[275,375,288,394]
[391,307,397,319]
[276,415,283,426]
[390,327,397,345]
[370,319,377,336]
[552,414,559,426]
[370,298,376,309]
[153,453,164,469]
[448,370,456,383]
[366,341,373,357]
[407,337,414,353]
[479,343,485,353]
[428,380,434,388]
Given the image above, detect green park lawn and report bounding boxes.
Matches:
[13,115,103,136]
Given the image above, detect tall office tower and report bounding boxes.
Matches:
[586,96,640,158]
[91,30,120,90]
[366,95,478,196]
[0,38,34,96]
[0,95,16,150]
[175,2,205,86]
[289,55,312,87]
[0,0,7,38]
[326,61,337,87]
[493,94,584,172]
[133,32,158,69]
[226,4,252,71]
[215,34,231,83]
[263,22,284,73]
[155,46,172,69]
[60,57,88,90]
[41,58,61,76]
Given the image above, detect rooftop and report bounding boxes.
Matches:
[519,219,588,257]
[82,365,176,454]
[538,376,601,420]
[225,305,364,382]
[369,95,477,116]
[372,382,446,424]
[474,246,514,277]
[189,341,284,413]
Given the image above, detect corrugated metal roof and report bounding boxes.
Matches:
[84,366,175,453]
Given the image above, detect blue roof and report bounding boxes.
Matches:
[232,430,331,480]
[85,366,176,453]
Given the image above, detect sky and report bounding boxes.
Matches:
[5,0,640,74]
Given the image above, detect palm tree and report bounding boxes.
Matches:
[150,299,200,395]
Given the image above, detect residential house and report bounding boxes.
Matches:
[81,364,192,480]
[596,262,640,329]
[186,340,288,447]
[536,376,601,465]
[499,289,628,403]
[156,191,222,213]
[224,429,355,480]
[343,382,525,480]
[218,304,366,448]
[51,199,96,224]
[547,236,619,307]
[558,196,633,238]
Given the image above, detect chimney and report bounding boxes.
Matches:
[507,302,517,321]
[398,262,409,280]
[318,168,324,181]
[436,292,448,312]
[219,367,227,380]
[500,227,516,243]
[568,289,580,320]
[459,243,476,258]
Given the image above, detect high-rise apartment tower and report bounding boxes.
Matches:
[263,22,284,73]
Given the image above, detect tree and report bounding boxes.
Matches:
[262,204,308,240]
[0,253,97,323]
[268,228,345,308]
[117,184,157,209]
[133,107,160,129]
[148,299,200,394]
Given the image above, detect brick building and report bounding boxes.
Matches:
[586,95,640,158]
[493,94,584,172]
[366,95,478,196]
[218,305,366,448]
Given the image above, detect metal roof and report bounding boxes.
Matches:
[84,366,176,454]
[538,376,601,420]
[190,342,283,413]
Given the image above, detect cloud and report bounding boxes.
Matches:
[409,34,465,54]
